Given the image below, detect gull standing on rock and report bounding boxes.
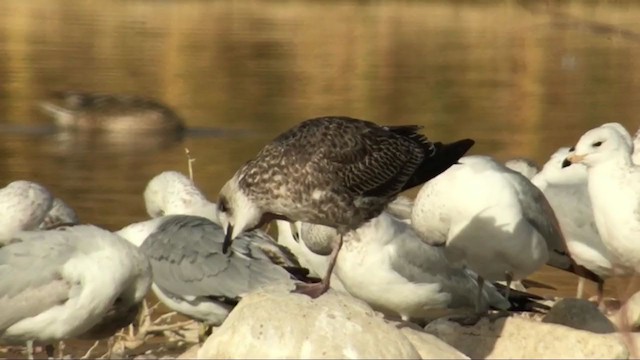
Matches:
[0,181,53,245]
[0,225,151,357]
[217,116,474,298]
[532,147,632,300]
[117,215,314,332]
[566,125,640,273]
[144,171,218,222]
[411,155,600,310]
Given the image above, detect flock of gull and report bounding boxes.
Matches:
[2,94,640,358]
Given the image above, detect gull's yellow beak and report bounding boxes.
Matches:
[567,153,586,164]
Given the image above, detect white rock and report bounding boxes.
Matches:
[198,285,467,359]
[424,316,629,359]
[399,327,469,359]
[177,345,199,359]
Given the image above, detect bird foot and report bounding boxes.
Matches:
[292,282,330,299]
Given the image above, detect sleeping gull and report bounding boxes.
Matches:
[410,155,600,310]
[38,198,80,230]
[144,171,218,222]
[504,158,540,180]
[532,147,632,300]
[0,181,53,245]
[217,116,474,298]
[566,125,640,273]
[297,212,511,321]
[116,215,314,335]
[0,225,151,356]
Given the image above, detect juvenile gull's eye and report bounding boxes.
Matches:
[218,197,228,213]
[592,141,603,148]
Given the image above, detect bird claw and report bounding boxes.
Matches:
[292,282,330,299]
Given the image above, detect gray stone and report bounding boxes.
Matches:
[542,298,616,333]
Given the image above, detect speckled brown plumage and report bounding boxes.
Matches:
[236,116,474,232]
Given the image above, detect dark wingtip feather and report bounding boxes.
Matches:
[493,283,551,313]
[402,138,475,191]
[282,266,321,283]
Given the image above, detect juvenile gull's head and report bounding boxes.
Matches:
[217,176,262,253]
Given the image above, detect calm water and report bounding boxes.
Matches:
[1,0,640,307]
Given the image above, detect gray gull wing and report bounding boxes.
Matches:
[140,215,297,299]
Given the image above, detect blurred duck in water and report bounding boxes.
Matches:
[38,91,185,134]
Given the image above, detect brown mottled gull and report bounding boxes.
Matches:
[217,116,474,298]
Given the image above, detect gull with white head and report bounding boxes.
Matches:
[533,147,632,300]
[566,125,640,273]
[0,181,53,245]
[217,116,474,298]
[144,171,218,222]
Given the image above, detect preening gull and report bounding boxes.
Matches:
[117,215,314,329]
[0,225,151,355]
[411,155,600,309]
[38,198,80,230]
[38,91,185,133]
[144,171,218,222]
[504,158,540,180]
[0,181,53,245]
[298,212,510,320]
[217,116,474,298]
[532,147,631,299]
[566,125,640,273]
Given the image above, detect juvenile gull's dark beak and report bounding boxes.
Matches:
[223,224,234,254]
